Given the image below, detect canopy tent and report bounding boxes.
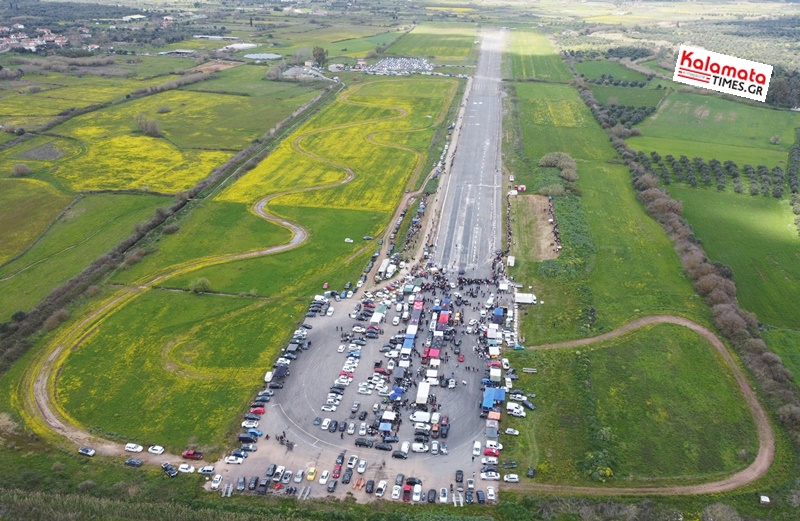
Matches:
[381,411,396,421]
[429,359,441,369]
[488,411,501,421]
[426,369,438,379]
[379,422,392,432]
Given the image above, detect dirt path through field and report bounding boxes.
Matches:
[505,314,774,496]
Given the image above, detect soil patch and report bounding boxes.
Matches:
[18,142,66,160]
[517,194,559,261]
[191,60,242,74]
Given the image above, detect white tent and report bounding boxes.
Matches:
[381,411,396,421]
[515,292,537,304]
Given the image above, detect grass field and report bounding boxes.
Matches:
[575,60,648,82]
[502,323,758,484]
[0,179,72,265]
[259,23,401,59]
[629,92,800,170]
[508,29,572,82]
[588,84,667,106]
[668,186,800,329]
[509,82,705,343]
[386,23,477,64]
[0,193,168,320]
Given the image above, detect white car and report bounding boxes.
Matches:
[501,358,510,370]
[359,423,367,436]
[338,344,346,353]
[482,457,498,465]
[357,459,367,474]
[294,470,304,483]
[319,470,330,484]
[469,318,478,326]
[148,445,164,455]
[347,423,356,435]
[178,464,195,474]
[385,351,399,359]
[321,418,332,430]
[321,404,337,412]
[357,388,372,395]
[326,308,334,316]
[472,441,481,456]
[392,316,400,326]
[439,487,448,504]
[352,326,366,333]
[503,474,520,483]
[375,480,387,497]
[225,456,243,465]
[480,471,500,481]
[242,420,259,429]
[210,474,223,490]
[486,486,496,501]
[377,388,391,397]
[391,484,401,500]
[505,428,520,436]
[486,440,503,450]
[386,360,395,371]
[467,479,475,490]
[412,484,422,502]
[124,443,143,453]
[347,455,359,469]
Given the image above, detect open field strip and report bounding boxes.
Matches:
[14,77,456,454]
[386,23,478,64]
[628,92,800,170]
[575,60,648,82]
[588,84,667,106]
[0,178,72,266]
[508,29,572,82]
[501,319,766,491]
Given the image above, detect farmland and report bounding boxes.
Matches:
[0,178,72,265]
[507,29,572,82]
[259,23,402,59]
[386,23,477,64]
[0,193,167,320]
[628,92,800,170]
[575,60,648,82]
[502,323,759,484]
[668,186,800,329]
[588,84,667,107]
[509,82,704,344]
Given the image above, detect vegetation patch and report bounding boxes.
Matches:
[502,324,758,484]
[386,23,477,64]
[588,84,667,107]
[575,59,648,82]
[508,29,572,82]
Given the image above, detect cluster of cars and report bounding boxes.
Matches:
[453,469,496,504]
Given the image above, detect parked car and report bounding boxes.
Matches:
[125,457,143,467]
[124,443,143,453]
[503,474,520,483]
[181,450,203,460]
[148,445,164,455]
[327,479,338,493]
[225,456,243,465]
[486,486,496,501]
[198,465,215,475]
[78,447,96,457]
[178,464,195,473]
[505,428,519,436]
[210,474,223,490]
[161,462,178,478]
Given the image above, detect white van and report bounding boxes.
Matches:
[411,443,429,453]
[264,371,274,383]
[431,412,441,425]
[409,411,431,423]
[400,441,410,456]
[392,316,400,326]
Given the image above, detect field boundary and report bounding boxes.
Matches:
[507,314,774,495]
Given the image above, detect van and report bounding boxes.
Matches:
[238,434,257,444]
[411,442,429,453]
[409,411,431,423]
[264,371,274,383]
[400,441,410,456]
[431,412,441,425]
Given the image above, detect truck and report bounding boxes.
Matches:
[181,450,203,460]
[377,259,391,279]
[416,381,431,405]
[385,264,397,279]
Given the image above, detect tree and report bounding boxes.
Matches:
[770,135,781,145]
[189,278,211,293]
[312,46,328,67]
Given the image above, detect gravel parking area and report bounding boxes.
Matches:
[211,273,515,504]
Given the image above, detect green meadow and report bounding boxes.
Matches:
[386,23,477,64]
[575,60,648,82]
[588,84,667,106]
[508,29,572,82]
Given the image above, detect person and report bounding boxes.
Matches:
[341,432,344,439]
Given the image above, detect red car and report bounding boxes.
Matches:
[333,464,342,478]
[484,448,500,457]
[487,361,501,368]
[458,353,465,363]
[374,367,389,376]
[250,407,265,414]
[181,450,203,460]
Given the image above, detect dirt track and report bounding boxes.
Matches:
[505,314,774,496]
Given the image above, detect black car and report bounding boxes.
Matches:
[328,421,338,433]
[268,382,284,389]
[379,345,392,353]
[501,461,518,469]
[453,346,461,355]
[305,312,316,317]
[476,490,485,504]
[427,489,437,503]
[282,352,297,360]
[240,443,257,452]
[251,399,269,407]
[237,476,246,491]
[352,339,367,346]
[265,464,276,477]
[527,467,536,478]
[301,323,313,330]
[244,413,261,421]
[125,457,143,467]
[465,490,474,504]
[336,452,345,465]
[342,468,353,485]
[375,442,392,451]
[392,451,407,459]
[248,476,259,490]
[454,339,462,346]
[161,462,178,478]
[313,417,322,426]
[365,480,375,494]
[358,411,368,421]
[405,477,421,486]
[338,420,347,432]
[521,400,536,411]
[440,424,450,438]
[394,473,405,486]
[327,480,338,493]
[329,387,344,395]
[455,470,463,484]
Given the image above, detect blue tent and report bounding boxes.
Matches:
[379,422,392,432]
[403,338,414,349]
[482,389,494,409]
[493,388,506,402]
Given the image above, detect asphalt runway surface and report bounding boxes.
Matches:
[434,28,505,279]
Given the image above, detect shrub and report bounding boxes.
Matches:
[538,184,565,197]
[162,223,180,235]
[157,106,171,114]
[134,114,162,138]
[11,163,30,177]
[189,278,211,293]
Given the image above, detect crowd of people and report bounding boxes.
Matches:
[546,197,562,254]
[371,57,433,72]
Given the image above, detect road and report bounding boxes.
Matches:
[434,28,505,278]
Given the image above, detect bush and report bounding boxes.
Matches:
[157,106,172,114]
[134,114,162,138]
[162,223,180,235]
[189,278,211,293]
[11,163,30,177]
[538,184,565,197]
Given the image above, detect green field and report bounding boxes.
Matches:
[0,193,167,320]
[0,179,72,265]
[509,82,705,343]
[588,84,667,107]
[575,60,648,82]
[386,23,477,64]
[668,186,800,329]
[508,29,572,82]
[629,92,800,170]
[262,23,401,58]
[502,323,758,484]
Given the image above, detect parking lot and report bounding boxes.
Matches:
[208,265,522,504]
